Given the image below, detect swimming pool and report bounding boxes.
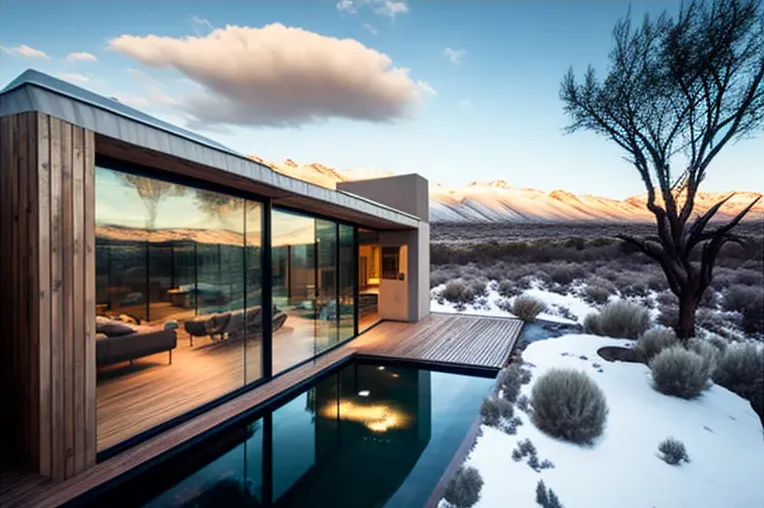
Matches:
[72,361,493,507]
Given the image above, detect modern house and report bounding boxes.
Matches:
[0,69,431,483]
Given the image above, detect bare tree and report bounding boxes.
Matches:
[120,174,185,229]
[561,0,764,339]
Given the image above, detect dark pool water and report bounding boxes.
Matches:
[79,362,493,508]
[518,318,582,345]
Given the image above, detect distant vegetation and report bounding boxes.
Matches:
[430,222,764,338]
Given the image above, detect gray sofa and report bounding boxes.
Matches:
[96,316,178,368]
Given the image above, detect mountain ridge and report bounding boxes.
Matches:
[248,155,764,223]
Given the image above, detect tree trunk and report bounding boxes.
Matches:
[675,291,698,340]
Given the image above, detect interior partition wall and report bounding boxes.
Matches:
[93,161,360,453]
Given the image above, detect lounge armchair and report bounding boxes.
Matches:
[96,316,177,368]
[183,306,287,346]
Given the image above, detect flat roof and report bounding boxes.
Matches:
[0,69,420,229]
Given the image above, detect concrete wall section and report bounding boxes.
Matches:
[337,174,429,223]
[416,223,431,321]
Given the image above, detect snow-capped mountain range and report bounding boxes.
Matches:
[249,155,764,223]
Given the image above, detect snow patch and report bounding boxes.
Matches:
[462,335,764,508]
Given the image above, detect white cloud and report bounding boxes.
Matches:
[66,51,97,62]
[443,47,467,64]
[189,15,214,35]
[374,1,409,18]
[55,73,92,85]
[458,98,471,108]
[336,0,409,19]
[336,0,357,13]
[363,23,379,35]
[108,24,430,127]
[1,44,49,59]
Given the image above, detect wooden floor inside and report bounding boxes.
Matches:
[1,312,523,508]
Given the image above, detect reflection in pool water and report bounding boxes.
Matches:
[91,362,493,508]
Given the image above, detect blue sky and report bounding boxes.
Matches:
[1,0,761,199]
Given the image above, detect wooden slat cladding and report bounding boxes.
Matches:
[0,113,96,482]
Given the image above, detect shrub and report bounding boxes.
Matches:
[583,313,602,335]
[531,368,608,444]
[497,279,521,298]
[441,279,487,309]
[637,327,678,360]
[698,288,719,309]
[687,338,720,372]
[443,465,483,508]
[720,285,764,333]
[620,280,650,298]
[441,280,473,306]
[734,269,764,287]
[512,294,547,322]
[657,437,690,466]
[516,394,532,413]
[713,342,764,404]
[430,267,455,288]
[656,291,679,307]
[650,346,712,399]
[647,273,669,291]
[701,332,729,353]
[549,263,586,285]
[656,306,678,329]
[480,396,514,427]
[589,300,651,339]
[722,284,759,313]
[582,284,613,305]
[536,480,564,508]
[498,363,531,403]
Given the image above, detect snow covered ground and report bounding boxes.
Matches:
[430,282,592,325]
[433,284,764,508]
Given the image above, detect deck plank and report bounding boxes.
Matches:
[1,313,523,508]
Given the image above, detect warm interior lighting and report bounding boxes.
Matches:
[319,400,410,433]
[392,374,399,378]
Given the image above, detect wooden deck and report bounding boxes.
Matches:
[0,313,523,508]
[351,313,523,369]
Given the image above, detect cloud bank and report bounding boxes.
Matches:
[109,24,432,127]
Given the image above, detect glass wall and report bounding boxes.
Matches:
[271,210,358,374]
[95,164,360,451]
[94,165,263,451]
[339,224,355,341]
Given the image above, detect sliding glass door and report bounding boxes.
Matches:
[271,210,358,374]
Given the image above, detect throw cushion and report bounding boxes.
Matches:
[96,315,136,337]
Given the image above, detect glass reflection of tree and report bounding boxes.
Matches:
[195,189,241,224]
[119,174,185,230]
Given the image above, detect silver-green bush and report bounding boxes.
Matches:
[713,342,764,403]
[583,313,602,335]
[531,368,609,444]
[443,465,483,508]
[594,300,651,339]
[650,346,712,399]
[480,396,514,427]
[512,294,547,322]
[687,338,720,373]
[657,437,690,466]
[637,327,678,360]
